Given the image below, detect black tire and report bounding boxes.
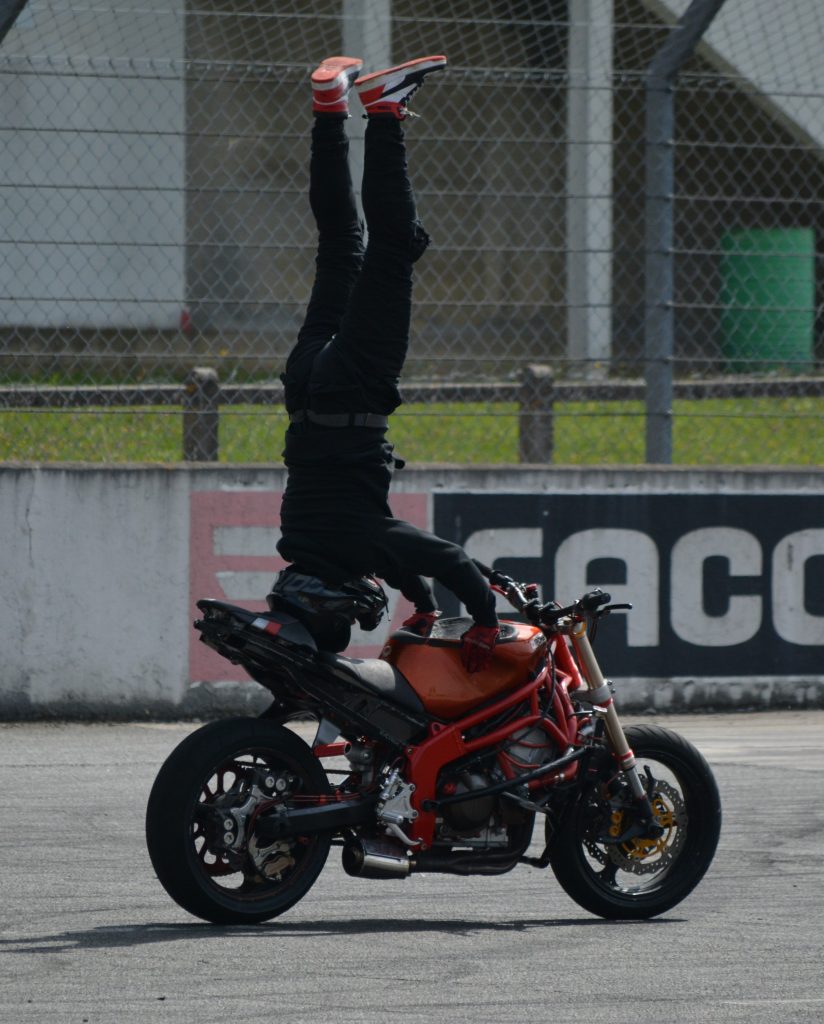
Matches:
[548,725,721,920]
[146,718,332,924]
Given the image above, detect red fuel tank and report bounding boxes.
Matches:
[381,617,547,719]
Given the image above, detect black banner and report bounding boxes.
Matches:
[433,493,824,677]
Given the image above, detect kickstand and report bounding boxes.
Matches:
[518,811,556,869]
[500,791,557,868]
[520,843,553,869]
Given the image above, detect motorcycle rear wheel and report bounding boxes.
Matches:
[547,724,721,920]
[146,718,332,924]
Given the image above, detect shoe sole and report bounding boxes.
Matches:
[311,56,364,92]
[355,55,447,92]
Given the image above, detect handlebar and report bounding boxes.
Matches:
[473,560,632,627]
[474,561,533,614]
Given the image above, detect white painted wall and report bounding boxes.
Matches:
[3,466,191,712]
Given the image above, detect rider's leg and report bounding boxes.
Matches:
[312,57,446,405]
[337,115,424,381]
[282,59,365,409]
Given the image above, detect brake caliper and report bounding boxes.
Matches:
[608,779,687,873]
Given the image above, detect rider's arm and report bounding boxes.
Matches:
[386,568,438,614]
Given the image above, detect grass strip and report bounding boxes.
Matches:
[0,398,819,465]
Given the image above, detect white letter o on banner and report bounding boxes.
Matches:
[772,529,824,646]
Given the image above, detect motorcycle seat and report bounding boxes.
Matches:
[317,652,425,715]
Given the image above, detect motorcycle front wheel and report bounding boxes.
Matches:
[547,724,721,920]
[146,718,332,924]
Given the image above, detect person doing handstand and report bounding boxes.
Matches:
[271,55,499,672]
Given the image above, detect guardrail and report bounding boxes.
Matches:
[2,366,823,463]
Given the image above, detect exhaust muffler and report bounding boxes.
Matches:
[341,837,411,879]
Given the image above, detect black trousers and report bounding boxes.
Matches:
[278,116,497,628]
[282,115,427,416]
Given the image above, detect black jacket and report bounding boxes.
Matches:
[278,333,497,628]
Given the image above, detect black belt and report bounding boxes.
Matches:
[289,410,389,429]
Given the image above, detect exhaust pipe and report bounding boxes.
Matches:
[341,838,411,879]
[409,850,522,876]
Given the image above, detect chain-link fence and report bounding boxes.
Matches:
[1,0,823,464]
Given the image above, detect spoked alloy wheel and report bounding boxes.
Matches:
[548,725,721,920]
[146,719,332,924]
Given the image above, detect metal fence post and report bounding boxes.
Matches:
[644,0,727,463]
[342,0,392,225]
[567,0,614,379]
[183,366,219,461]
[518,364,554,463]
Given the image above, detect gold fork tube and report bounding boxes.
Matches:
[569,621,647,800]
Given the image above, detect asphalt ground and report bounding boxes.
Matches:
[1,710,822,1024]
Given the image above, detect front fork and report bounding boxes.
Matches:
[568,620,662,832]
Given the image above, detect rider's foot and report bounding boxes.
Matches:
[355,55,447,120]
[311,56,364,116]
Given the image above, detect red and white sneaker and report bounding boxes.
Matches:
[311,56,364,115]
[355,55,447,119]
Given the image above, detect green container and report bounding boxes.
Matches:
[719,228,814,371]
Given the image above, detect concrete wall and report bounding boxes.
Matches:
[2,463,823,718]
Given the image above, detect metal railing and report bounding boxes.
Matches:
[5,364,822,463]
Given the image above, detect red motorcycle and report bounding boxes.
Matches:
[146,565,721,923]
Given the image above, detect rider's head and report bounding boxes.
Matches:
[267,568,388,652]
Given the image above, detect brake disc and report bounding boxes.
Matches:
[197,764,297,877]
[606,778,688,875]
